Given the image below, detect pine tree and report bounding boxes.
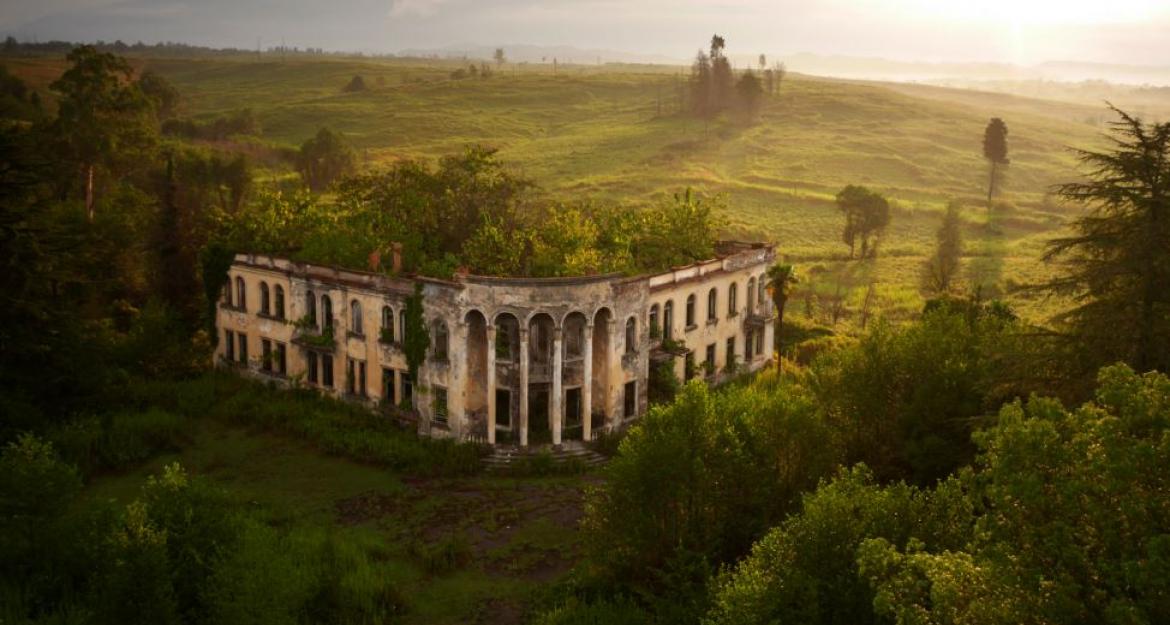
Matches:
[921,201,964,295]
[983,118,1009,211]
[1042,106,1170,373]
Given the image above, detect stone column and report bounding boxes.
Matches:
[582,323,593,442]
[607,318,619,429]
[552,326,563,447]
[486,324,496,445]
[453,320,467,439]
[519,327,529,448]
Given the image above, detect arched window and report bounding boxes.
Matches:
[649,304,660,338]
[399,309,408,343]
[350,300,363,336]
[747,277,756,314]
[381,305,394,342]
[625,317,637,354]
[663,300,674,341]
[235,276,246,311]
[274,285,285,319]
[433,319,449,359]
[306,290,317,325]
[321,295,333,329]
[759,274,767,304]
[686,294,696,327]
[707,288,717,321]
[728,283,738,317]
[224,280,233,307]
[260,282,271,316]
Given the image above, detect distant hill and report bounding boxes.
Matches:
[1,53,1132,324]
[397,43,683,66]
[760,52,1170,87]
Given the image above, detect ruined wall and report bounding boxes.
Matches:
[216,244,774,445]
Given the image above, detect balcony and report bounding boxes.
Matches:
[292,323,336,352]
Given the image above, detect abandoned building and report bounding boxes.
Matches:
[215,241,776,446]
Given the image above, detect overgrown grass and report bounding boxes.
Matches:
[123,372,488,477]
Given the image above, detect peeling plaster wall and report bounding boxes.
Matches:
[215,244,775,445]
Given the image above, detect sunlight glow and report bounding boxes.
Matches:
[901,0,1165,25]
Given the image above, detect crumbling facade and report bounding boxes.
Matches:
[215,242,775,446]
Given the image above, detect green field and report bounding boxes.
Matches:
[84,419,588,625]
[5,53,1133,324]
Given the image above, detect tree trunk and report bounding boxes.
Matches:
[85,163,95,222]
[987,160,997,213]
[775,296,786,363]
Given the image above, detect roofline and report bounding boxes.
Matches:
[231,240,775,287]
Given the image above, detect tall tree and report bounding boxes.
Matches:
[757,53,766,72]
[137,70,179,119]
[982,117,1010,211]
[296,127,356,193]
[836,185,891,259]
[493,47,506,69]
[921,200,964,295]
[709,35,734,113]
[766,263,797,355]
[772,61,787,95]
[49,45,157,220]
[735,69,764,119]
[1042,106,1170,373]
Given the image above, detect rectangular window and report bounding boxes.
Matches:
[496,389,512,428]
[277,343,287,375]
[684,352,695,381]
[566,388,582,426]
[726,337,736,370]
[322,354,334,388]
[706,343,716,374]
[307,351,318,384]
[755,330,764,356]
[346,358,356,395]
[359,362,367,397]
[434,387,448,423]
[262,339,272,372]
[686,298,695,327]
[225,330,235,362]
[402,372,413,407]
[382,368,396,404]
[238,333,248,365]
[623,381,637,418]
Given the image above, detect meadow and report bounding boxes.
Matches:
[5,52,1126,324]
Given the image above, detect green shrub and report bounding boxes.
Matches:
[123,373,487,476]
[582,377,839,621]
[532,597,653,625]
[706,466,971,625]
[588,428,626,458]
[409,533,473,576]
[47,409,190,474]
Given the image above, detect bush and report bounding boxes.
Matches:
[581,376,838,621]
[706,466,971,625]
[408,533,473,576]
[47,409,190,474]
[808,308,1018,484]
[124,373,487,476]
[587,428,626,458]
[532,597,653,625]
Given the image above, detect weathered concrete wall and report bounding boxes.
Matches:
[215,243,775,446]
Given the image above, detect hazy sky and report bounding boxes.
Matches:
[3,0,1169,66]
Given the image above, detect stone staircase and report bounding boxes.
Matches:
[482,441,608,472]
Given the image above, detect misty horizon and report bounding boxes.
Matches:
[3,0,1169,72]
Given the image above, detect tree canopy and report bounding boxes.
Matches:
[1042,106,1170,374]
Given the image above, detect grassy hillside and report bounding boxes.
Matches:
[4,53,1124,325]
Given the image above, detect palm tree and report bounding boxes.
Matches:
[765,263,797,358]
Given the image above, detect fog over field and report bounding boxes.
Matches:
[4,0,1170,82]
